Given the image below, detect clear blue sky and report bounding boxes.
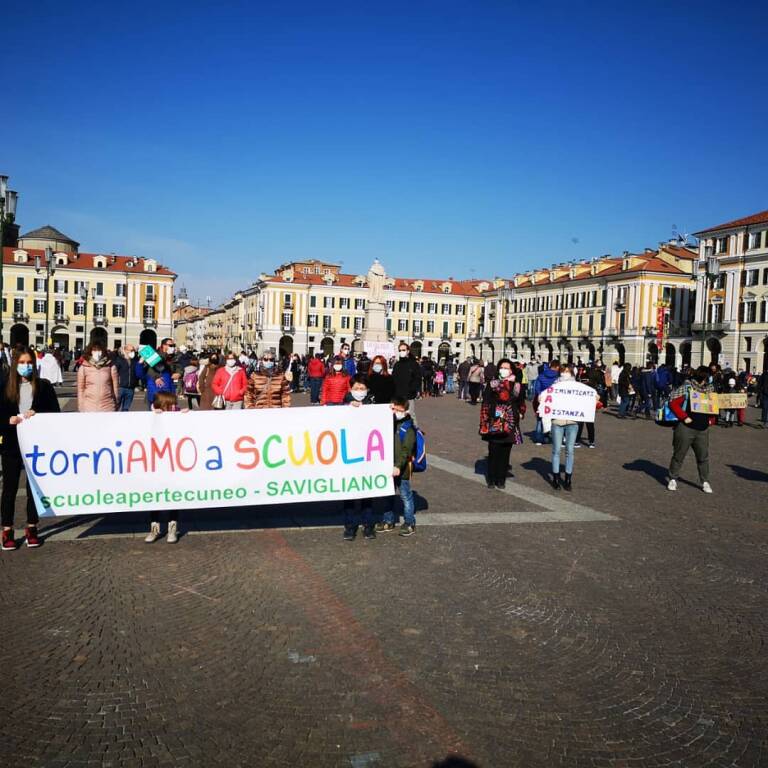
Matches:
[3,0,767,304]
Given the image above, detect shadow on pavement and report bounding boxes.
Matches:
[727,464,768,483]
[432,757,480,768]
[622,459,699,489]
[520,456,552,485]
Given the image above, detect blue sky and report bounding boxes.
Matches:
[3,0,767,304]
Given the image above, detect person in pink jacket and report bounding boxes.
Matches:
[211,352,248,409]
[77,343,119,412]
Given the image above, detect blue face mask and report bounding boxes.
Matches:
[262,360,275,369]
[17,363,34,378]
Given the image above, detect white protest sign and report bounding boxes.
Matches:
[18,405,395,518]
[363,341,395,360]
[537,380,597,423]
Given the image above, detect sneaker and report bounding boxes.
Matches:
[667,479,677,491]
[574,443,582,449]
[1,529,17,551]
[375,523,396,533]
[363,525,376,540]
[494,481,506,490]
[144,522,161,543]
[702,482,713,494]
[534,442,543,446]
[166,520,178,544]
[343,527,357,541]
[25,526,41,548]
[588,443,595,448]
[398,524,415,537]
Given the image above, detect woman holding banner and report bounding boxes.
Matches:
[549,364,581,492]
[479,358,524,490]
[0,346,61,551]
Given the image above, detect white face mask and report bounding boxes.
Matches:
[372,363,383,373]
[728,378,736,387]
[167,346,176,354]
[350,390,367,401]
[498,368,512,379]
[92,351,102,362]
[128,351,136,359]
[398,350,408,358]
[226,359,236,367]
[333,363,343,372]
[394,410,408,420]
[560,372,573,380]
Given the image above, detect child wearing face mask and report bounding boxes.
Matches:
[342,376,377,541]
[321,355,350,406]
[376,397,417,536]
[77,342,119,412]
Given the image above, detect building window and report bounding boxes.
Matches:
[744,269,759,287]
[308,314,318,327]
[322,315,332,331]
[354,316,364,331]
[54,300,64,316]
[426,320,435,333]
[398,319,408,332]
[141,305,153,320]
[742,302,757,324]
[16,277,23,291]
[427,302,437,314]
[284,292,293,308]
[441,303,451,315]
[323,296,334,309]
[14,298,24,313]
[112,304,126,318]
[398,301,409,312]
[413,320,423,334]
[715,236,729,254]
[34,278,45,292]
[341,316,350,329]
[34,299,46,313]
[309,294,317,308]
[95,282,104,297]
[339,297,350,309]
[455,321,464,334]
[456,304,465,316]
[74,302,85,316]
[116,283,126,297]
[748,231,763,250]
[386,300,394,312]
[442,321,449,336]
[745,336,752,352]
[354,298,365,310]
[413,302,424,313]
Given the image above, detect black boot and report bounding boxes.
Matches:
[551,472,561,490]
[563,472,572,491]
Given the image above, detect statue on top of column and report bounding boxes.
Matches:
[367,259,386,304]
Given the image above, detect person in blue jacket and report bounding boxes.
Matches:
[531,360,561,445]
[339,343,356,376]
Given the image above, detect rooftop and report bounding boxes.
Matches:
[694,209,768,235]
[2,246,176,277]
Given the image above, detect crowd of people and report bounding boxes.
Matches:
[1,335,767,552]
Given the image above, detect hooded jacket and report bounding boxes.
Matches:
[532,364,559,398]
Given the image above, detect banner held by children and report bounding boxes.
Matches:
[18,406,395,518]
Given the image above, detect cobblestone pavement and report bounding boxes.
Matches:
[2,378,767,767]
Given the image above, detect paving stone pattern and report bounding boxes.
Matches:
[1,379,767,766]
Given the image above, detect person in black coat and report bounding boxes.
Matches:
[391,342,422,402]
[1,346,61,550]
[366,355,395,403]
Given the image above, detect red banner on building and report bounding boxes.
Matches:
[656,306,666,350]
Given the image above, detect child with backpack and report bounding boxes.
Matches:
[182,358,201,409]
[377,396,418,537]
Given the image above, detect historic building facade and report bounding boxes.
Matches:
[478,242,698,366]
[693,209,768,373]
[1,225,176,350]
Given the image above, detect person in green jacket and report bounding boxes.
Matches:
[376,397,417,536]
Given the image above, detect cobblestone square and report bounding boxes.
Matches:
[2,384,767,767]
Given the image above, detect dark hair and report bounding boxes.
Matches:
[392,396,409,408]
[84,341,106,359]
[4,346,38,404]
[550,359,561,370]
[153,391,179,411]
[693,365,710,382]
[496,357,513,369]
[161,337,173,347]
[349,374,368,388]
[398,341,410,351]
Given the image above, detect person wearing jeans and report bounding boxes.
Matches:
[549,364,579,491]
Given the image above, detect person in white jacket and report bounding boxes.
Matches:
[38,349,64,385]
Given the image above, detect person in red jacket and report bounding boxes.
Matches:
[306,353,326,404]
[321,355,350,406]
[211,352,248,409]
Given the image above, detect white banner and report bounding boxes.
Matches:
[363,341,395,360]
[18,405,395,517]
[537,380,597,424]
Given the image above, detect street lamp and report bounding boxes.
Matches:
[35,246,56,348]
[79,281,90,349]
[0,174,19,343]
[699,245,721,365]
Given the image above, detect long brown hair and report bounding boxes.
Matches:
[371,355,390,375]
[4,346,38,405]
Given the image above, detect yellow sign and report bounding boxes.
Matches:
[717,393,747,409]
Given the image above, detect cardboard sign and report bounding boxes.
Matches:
[363,341,396,360]
[717,393,747,409]
[689,391,719,414]
[18,405,395,517]
[537,380,597,423]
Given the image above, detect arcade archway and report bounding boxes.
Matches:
[279,335,294,359]
[139,329,158,348]
[10,323,29,347]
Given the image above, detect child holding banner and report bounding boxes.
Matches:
[1,346,61,550]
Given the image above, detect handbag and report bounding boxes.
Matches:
[213,370,235,410]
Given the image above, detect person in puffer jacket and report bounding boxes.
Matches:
[245,351,291,409]
[321,355,350,405]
